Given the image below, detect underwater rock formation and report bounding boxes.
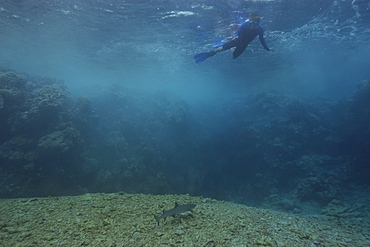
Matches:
[322,199,366,218]
[0,70,90,197]
[293,175,339,204]
[1,68,369,216]
[335,79,370,184]
[165,101,188,125]
[0,72,28,138]
[37,127,81,155]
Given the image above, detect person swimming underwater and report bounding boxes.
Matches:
[194,12,274,63]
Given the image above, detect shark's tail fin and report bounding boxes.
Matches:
[154,215,160,226]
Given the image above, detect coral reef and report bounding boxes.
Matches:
[37,127,81,155]
[322,199,366,218]
[335,79,370,183]
[0,69,369,218]
[293,175,339,204]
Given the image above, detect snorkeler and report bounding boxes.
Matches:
[194,12,274,63]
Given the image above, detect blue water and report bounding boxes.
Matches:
[2,0,370,99]
[1,0,370,213]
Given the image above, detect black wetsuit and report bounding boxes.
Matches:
[222,21,271,59]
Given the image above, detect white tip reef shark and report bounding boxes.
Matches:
[154,202,196,225]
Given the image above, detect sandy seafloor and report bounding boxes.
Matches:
[0,193,369,247]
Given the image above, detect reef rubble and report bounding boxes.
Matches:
[0,192,369,246]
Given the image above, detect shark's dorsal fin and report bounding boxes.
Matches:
[175,202,179,207]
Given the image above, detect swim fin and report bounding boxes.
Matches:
[194,51,217,64]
